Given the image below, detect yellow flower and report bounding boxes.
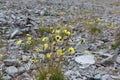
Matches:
[84,50,89,55]
[27,37,32,41]
[35,47,40,53]
[63,30,71,36]
[42,37,49,42]
[31,59,37,63]
[50,27,55,33]
[81,39,86,44]
[84,18,89,25]
[66,31,71,36]
[107,23,115,28]
[63,30,67,33]
[52,41,56,45]
[94,18,104,23]
[17,39,23,44]
[26,34,31,37]
[62,48,65,51]
[46,53,51,59]
[27,41,32,44]
[57,49,63,55]
[68,47,75,54]
[55,35,62,42]
[44,44,48,50]
[55,30,60,34]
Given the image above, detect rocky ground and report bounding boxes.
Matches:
[0,0,120,80]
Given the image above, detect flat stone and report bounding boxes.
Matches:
[116,55,120,64]
[75,55,95,65]
[101,74,112,80]
[4,59,21,67]
[5,66,18,76]
[3,75,11,80]
[10,28,20,38]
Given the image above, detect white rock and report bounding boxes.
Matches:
[116,55,120,64]
[101,74,112,80]
[10,28,20,38]
[75,55,95,65]
[6,66,18,75]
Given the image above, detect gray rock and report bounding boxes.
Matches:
[101,74,113,80]
[10,28,20,38]
[101,48,120,66]
[94,74,101,79]
[18,67,26,73]
[20,72,31,80]
[23,61,35,71]
[4,59,21,67]
[22,55,30,62]
[116,55,120,64]
[3,75,11,80]
[11,14,16,19]
[64,70,75,76]
[0,62,4,71]
[5,66,18,76]
[111,75,120,80]
[38,54,45,60]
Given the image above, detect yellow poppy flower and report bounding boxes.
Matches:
[63,30,67,33]
[57,49,63,55]
[27,37,32,41]
[55,30,60,34]
[50,27,55,33]
[84,50,89,55]
[26,34,31,37]
[44,44,48,50]
[84,18,89,25]
[52,41,56,45]
[31,59,37,63]
[66,31,71,36]
[68,47,75,54]
[55,35,62,42]
[35,47,40,53]
[94,18,104,23]
[63,30,71,36]
[42,37,49,42]
[17,39,23,44]
[27,41,32,44]
[46,53,51,59]
[81,39,86,44]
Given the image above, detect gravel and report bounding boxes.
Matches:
[0,0,120,80]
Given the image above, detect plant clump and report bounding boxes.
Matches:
[111,27,120,49]
[0,39,4,48]
[16,24,75,80]
[84,18,103,41]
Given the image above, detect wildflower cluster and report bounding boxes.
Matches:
[16,25,75,80]
[84,18,103,42]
